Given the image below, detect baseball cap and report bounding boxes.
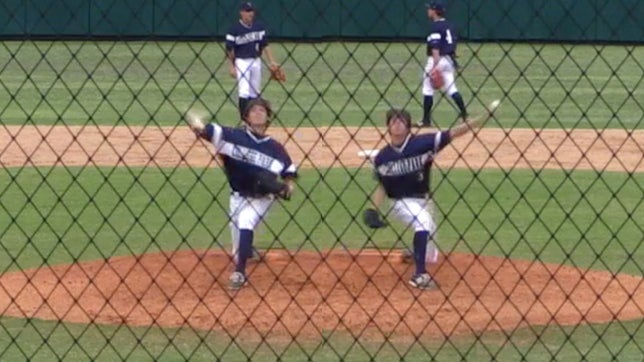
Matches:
[240,2,255,12]
[425,1,445,12]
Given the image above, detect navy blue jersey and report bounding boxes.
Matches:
[427,19,457,56]
[225,20,268,59]
[374,132,451,199]
[205,123,297,195]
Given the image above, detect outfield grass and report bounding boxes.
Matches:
[0,41,641,129]
[1,166,641,275]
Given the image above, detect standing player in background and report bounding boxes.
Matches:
[363,102,498,289]
[418,1,468,127]
[225,2,284,120]
[186,98,297,290]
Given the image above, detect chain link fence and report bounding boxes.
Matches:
[0,0,642,360]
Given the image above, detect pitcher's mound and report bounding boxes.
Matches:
[0,249,642,340]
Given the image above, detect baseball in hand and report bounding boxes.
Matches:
[185,111,205,133]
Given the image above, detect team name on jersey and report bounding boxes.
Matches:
[377,153,431,176]
[229,31,265,45]
[230,144,275,169]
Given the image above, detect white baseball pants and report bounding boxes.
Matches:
[391,198,439,263]
[422,56,458,97]
[235,57,262,99]
[229,192,274,262]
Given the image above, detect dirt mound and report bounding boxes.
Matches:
[1,250,642,340]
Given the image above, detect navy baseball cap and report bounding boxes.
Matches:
[240,2,255,11]
[425,1,445,12]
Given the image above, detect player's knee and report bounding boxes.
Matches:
[446,82,458,95]
[422,85,435,96]
[237,210,261,229]
[413,218,433,232]
[237,219,257,230]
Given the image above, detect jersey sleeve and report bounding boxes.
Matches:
[276,144,297,179]
[428,24,442,49]
[259,23,269,50]
[225,26,236,52]
[415,131,451,154]
[433,131,451,153]
[282,162,297,179]
[205,123,225,151]
[372,153,384,182]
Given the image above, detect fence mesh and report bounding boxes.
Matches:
[0,0,643,360]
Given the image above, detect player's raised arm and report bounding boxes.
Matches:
[448,117,484,139]
[185,112,224,148]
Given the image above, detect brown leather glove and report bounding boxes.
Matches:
[429,68,444,89]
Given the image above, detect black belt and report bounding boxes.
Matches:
[393,192,431,200]
[231,191,270,198]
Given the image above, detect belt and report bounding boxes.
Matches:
[393,192,432,200]
[231,191,270,198]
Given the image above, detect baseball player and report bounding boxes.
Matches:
[363,103,497,289]
[418,1,468,127]
[186,98,297,290]
[226,2,282,120]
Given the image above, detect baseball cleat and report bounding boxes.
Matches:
[414,121,431,128]
[409,273,436,290]
[228,271,248,290]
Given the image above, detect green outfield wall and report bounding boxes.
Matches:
[0,0,641,42]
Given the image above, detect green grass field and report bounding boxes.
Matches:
[0,41,641,129]
[1,167,642,274]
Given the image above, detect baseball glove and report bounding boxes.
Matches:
[429,68,444,89]
[255,171,291,200]
[363,209,387,229]
[269,64,286,82]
